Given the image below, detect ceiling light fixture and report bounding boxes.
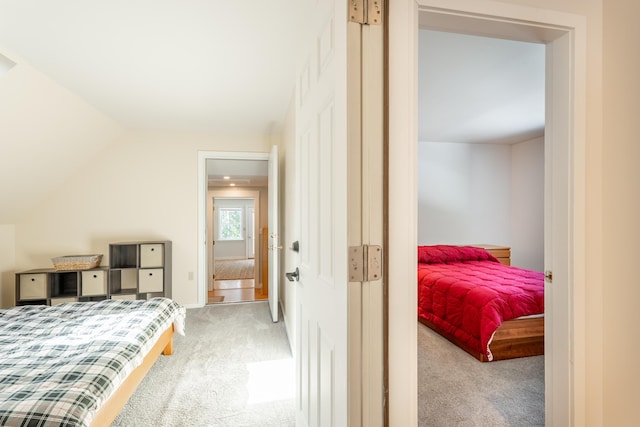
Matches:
[223,176,230,180]
[230,183,236,187]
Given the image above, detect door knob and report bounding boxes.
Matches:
[285,267,299,282]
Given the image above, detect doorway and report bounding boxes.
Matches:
[209,195,265,304]
[386,2,586,425]
[416,29,546,424]
[197,152,271,306]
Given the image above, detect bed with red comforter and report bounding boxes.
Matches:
[417,245,544,361]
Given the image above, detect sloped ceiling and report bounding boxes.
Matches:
[0,50,124,223]
[0,0,299,134]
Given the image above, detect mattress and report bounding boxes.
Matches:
[417,245,544,360]
[0,298,185,427]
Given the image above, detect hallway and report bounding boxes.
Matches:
[208,279,268,304]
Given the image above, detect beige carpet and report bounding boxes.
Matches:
[112,302,294,426]
[418,322,544,426]
[214,259,254,280]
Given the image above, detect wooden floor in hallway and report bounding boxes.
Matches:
[208,279,268,304]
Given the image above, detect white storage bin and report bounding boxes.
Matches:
[140,244,164,268]
[19,274,47,299]
[138,269,164,293]
[81,270,107,296]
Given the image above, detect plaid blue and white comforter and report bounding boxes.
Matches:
[0,297,185,427]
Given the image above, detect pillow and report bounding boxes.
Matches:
[417,245,499,264]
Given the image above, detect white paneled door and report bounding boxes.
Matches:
[268,145,280,322]
[295,0,349,425]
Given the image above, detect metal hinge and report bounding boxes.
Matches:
[349,245,382,282]
[349,0,383,25]
[545,271,553,282]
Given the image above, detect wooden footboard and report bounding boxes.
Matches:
[90,325,175,427]
[489,316,544,361]
[419,316,544,362]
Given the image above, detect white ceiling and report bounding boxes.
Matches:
[207,158,268,188]
[419,30,545,144]
[0,0,299,134]
[0,4,544,144]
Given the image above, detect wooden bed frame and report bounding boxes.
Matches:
[91,324,175,426]
[419,315,544,362]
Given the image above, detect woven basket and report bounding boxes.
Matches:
[52,254,103,271]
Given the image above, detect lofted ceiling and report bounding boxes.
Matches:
[0,0,300,134]
[419,30,545,144]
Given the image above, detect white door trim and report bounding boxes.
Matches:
[209,193,260,282]
[197,150,269,307]
[388,0,587,425]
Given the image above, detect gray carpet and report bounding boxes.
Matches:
[112,302,295,427]
[418,322,545,426]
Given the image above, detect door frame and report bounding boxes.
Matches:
[197,151,270,307]
[210,193,260,284]
[387,1,586,425]
[246,205,255,259]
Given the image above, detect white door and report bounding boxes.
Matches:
[246,205,255,259]
[210,201,216,288]
[268,145,280,322]
[544,31,574,426]
[296,0,349,425]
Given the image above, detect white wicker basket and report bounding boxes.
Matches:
[51,254,103,271]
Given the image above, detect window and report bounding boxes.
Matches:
[219,208,243,240]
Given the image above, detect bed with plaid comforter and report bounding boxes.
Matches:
[0,297,185,427]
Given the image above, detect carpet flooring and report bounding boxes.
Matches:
[112,302,294,427]
[418,322,544,426]
[111,304,541,426]
[215,259,255,280]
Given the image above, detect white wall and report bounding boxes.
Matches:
[418,138,544,270]
[511,137,544,270]
[0,225,16,308]
[13,130,270,307]
[417,141,512,246]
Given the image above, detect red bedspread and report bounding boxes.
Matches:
[417,245,544,361]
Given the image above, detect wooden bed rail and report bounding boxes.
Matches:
[419,316,544,362]
[90,324,175,426]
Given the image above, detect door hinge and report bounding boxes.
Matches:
[349,245,382,282]
[545,271,553,282]
[349,0,383,25]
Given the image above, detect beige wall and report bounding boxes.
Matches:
[13,130,270,306]
[0,49,124,222]
[0,225,16,308]
[602,0,640,425]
